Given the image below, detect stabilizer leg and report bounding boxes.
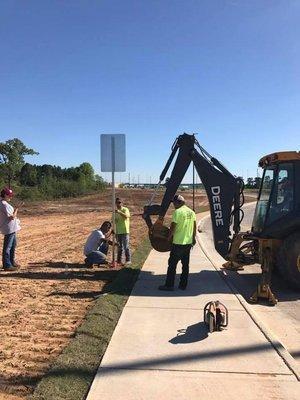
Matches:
[249,247,277,306]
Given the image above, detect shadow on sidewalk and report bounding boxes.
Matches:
[131,269,238,297]
[169,321,208,344]
[96,342,278,376]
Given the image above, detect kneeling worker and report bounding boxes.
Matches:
[159,194,196,291]
[84,221,112,267]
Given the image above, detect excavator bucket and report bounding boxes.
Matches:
[149,222,172,252]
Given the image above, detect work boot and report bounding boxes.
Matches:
[84,258,93,268]
[3,265,18,271]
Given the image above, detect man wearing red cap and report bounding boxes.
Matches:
[0,188,22,271]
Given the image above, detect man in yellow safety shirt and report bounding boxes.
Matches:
[159,194,196,291]
[115,197,131,265]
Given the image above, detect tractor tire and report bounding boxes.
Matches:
[276,231,300,290]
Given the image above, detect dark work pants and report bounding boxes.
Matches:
[165,244,192,289]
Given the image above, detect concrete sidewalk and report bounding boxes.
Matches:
[87,240,299,399]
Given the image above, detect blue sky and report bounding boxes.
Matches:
[0,0,299,183]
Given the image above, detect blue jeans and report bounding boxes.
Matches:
[2,232,17,269]
[86,242,109,265]
[116,234,131,263]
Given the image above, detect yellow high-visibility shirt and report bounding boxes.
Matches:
[115,206,130,234]
[172,205,196,245]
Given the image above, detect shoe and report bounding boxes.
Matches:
[3,266,18,271]
[13,262,21,268]
[84,258,93,268]
[158,285,174,291]
[178,285,187,290]
[125,261,131,266]
[117,262,124,267]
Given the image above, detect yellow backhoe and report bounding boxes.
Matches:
[143,133,300,305]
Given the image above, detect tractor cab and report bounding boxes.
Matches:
[252,152,300,238]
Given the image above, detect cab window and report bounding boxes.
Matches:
[268,163,294,224]
[252,168,274,232]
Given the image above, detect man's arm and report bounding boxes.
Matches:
[4,204,20,221]
[102,230,119,246]
[116,209,130,219]
[8,209,18,221]
[193,221,197,245]
[99,237,114,246]
[168,222,176,242]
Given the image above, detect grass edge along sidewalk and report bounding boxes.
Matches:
[31,237,152,400]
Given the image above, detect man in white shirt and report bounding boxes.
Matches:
[0,187,22,271]
[83,221,112,268]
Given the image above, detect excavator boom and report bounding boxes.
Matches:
[143,133,244,257]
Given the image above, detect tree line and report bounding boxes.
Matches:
[0,138,106,200]
[245,177,262,189]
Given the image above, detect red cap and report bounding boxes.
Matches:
[1,187,13,198]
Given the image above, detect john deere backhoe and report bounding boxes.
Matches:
[143,133,300,305]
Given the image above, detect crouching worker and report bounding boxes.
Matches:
[83,221,112,268]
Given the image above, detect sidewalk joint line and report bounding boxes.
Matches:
[99,366,294,377]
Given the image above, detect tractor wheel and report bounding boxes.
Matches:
[276,231,300,290]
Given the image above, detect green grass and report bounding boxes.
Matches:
[31,237,152,400]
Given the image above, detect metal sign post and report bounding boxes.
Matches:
[111,137,116,267]
[101,134,126,268]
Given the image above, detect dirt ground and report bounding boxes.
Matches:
[0,188,208,399]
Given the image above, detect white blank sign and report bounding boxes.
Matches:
[101,134,126,172]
